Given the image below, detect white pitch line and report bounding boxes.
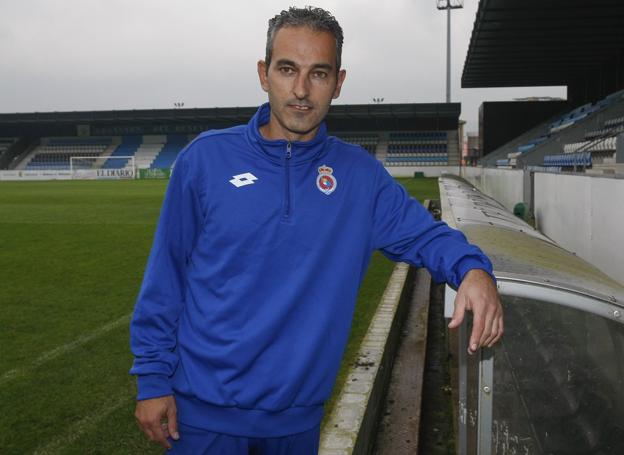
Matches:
[33,394,132,455]
[0,313,131,386]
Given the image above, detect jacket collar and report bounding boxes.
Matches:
[246,102,329,165]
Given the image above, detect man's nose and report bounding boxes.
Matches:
[292,73,310,99]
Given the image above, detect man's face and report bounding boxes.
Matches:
[257,26,346,142]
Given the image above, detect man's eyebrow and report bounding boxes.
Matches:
[311,63,334,71]
[274,59,334,71]
[275,59,298,67]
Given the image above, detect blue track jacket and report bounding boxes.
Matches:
[130,103,493,437]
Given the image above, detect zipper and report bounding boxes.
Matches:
[283,142,292,220]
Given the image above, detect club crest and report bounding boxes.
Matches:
[316,165,337,195]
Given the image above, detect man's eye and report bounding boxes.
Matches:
[279,67,295,75]
[313,71,328,79]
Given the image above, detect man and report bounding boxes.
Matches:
[131,6,502,454]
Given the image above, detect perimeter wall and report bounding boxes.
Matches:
[461,167,624,285]
[386,166,460,178]
[461,167,525,211]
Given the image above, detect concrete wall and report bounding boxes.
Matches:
[463,167,624,285]
[534,173,624,284]
[386,165,460,178]
[462,167,525,211]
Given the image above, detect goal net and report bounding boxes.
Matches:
[70,156,136,180]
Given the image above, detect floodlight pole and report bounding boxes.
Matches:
[437,0,463,103]
[446,7,451,103]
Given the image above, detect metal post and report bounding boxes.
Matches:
[478,347,494,455]
[458,317,468,455]
[437,0,463,103]
[447,5,451,103]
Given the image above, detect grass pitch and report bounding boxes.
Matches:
[0,177,438,454]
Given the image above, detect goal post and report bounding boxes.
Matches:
[69,156,137,180]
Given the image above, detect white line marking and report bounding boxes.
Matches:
[33,395,132,455]
[0,313,131,386]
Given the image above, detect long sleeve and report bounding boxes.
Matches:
[129,150,203,400]
[371,163,493,288]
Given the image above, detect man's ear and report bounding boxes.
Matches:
[257,60,269,93]
[332,69,347,99]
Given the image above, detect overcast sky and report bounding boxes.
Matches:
[0,0,565,132]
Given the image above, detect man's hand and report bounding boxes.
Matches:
[134,395,179,449]
[447,268,503,354]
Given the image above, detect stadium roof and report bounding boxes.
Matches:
[0,103,461,137]
[462,0,624,88]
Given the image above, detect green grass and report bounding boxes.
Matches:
[1,181,164,455]
[396,176,440,203]
[0,177,438,454]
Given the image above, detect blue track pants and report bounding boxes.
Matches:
[167,422,321,455]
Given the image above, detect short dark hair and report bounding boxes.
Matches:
[265,6,344,72]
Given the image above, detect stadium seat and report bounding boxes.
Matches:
[24,138,113,170]
[385,131,449,166]
[334,133,379,154]
[103,136,142,169]
[150,135,190,169]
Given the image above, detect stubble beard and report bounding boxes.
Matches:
[273,105,321,139]
[273,98,334,140]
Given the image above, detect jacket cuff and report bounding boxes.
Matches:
[136,374,173,401]
[454,257,496,288]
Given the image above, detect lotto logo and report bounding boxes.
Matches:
[229,172,258,187]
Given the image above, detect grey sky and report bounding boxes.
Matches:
[0,0,565,132]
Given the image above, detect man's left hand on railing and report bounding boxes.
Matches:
[447,269,503,354]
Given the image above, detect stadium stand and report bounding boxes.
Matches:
[548,103,595,133]
[385,131,449,166]
[0,103,461,176]
[150,135,189,169]
[584,115,624,140]
[481,111,567,168]
[102,136,141,169]
[486,89,624,173]
[134,136,166,170]
[2,127,456,175]
[543,111,624,172]
[13,134,195,172]
[542,151,591,168]
[0,137,18,166]
[334,132,379,155]
[0,137,16,155]
[0,102,460,172]
[23,137,113,170]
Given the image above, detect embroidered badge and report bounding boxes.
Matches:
[316,165,337,195]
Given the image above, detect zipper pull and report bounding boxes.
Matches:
[286,142,292,159]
